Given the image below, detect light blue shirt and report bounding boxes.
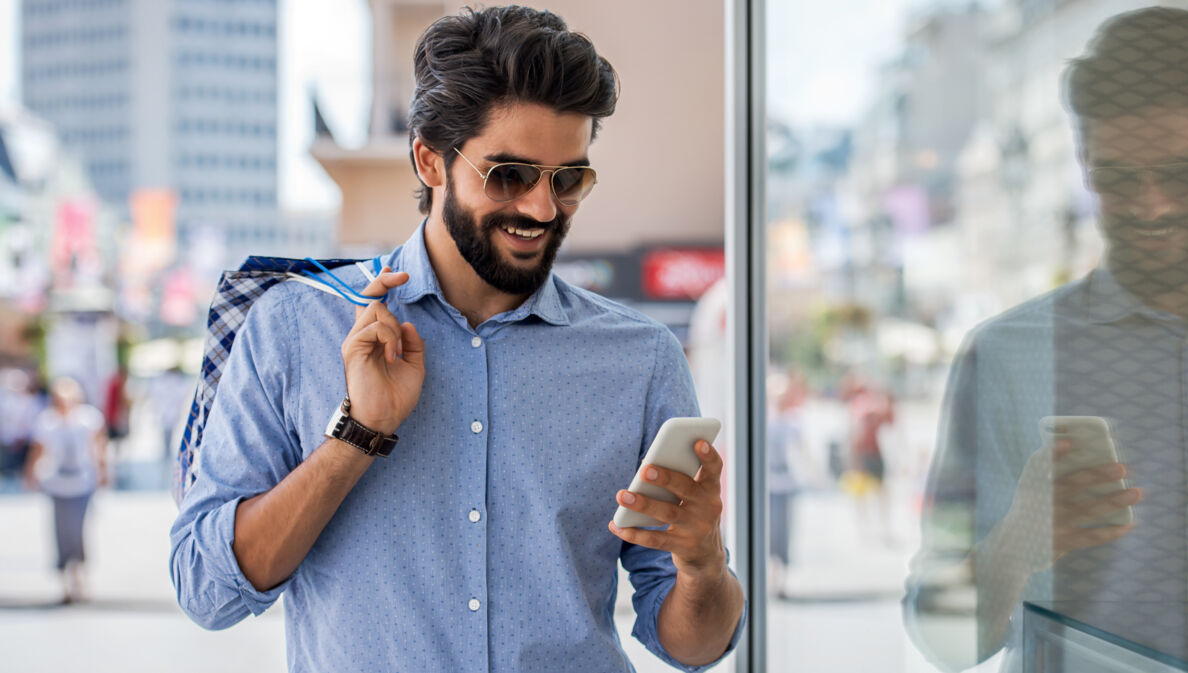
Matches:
[170,223,745,673]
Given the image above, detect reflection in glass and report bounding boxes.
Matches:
[906,7,1188,673]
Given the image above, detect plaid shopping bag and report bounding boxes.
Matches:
[172,255,382,505]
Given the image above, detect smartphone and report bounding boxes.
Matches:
[1038,415,1133,527]
[613,417,721,529]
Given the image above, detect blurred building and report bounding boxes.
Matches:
[21,0,280,271]
[311,0,727,339]
[0,105,119,402]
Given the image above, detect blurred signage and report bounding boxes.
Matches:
[51,199,99,286]
[127,189,178,275]
[641,248,725,301]
[554,251,641,299]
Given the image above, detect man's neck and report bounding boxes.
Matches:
[1107,257,1188,320]
[423,214,529,328]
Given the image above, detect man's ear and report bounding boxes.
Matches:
[412,138,445,189]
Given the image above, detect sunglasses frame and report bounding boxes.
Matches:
[453,148,598,206]
[1088,161,1188,199]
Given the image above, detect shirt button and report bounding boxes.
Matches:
[468,509,481,523]
[468,598,481,612]
[471,421,483,434]
[471,336,482,348]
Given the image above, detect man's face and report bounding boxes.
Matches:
[442,102,593,295]
[1083,108,1188,277]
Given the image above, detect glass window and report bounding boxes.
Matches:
[758,2,1188,672]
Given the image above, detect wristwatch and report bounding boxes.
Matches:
[324,396,399,457]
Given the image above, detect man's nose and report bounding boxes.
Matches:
[1132,173,1179,220]
[515,173,559,223]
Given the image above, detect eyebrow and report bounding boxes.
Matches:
[484,152,590,167]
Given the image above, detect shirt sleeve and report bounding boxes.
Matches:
[169,287,305,630]
[621,326,747,671]
[902,330,1033,671]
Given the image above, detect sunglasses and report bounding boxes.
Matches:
[1088,162,1188,201]
[453,148,598,206]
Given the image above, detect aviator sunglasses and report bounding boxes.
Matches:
[454,148,598,206]
[1088,162,1188,201]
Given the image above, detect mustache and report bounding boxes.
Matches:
[1111,213,1188,230]
[482,212,565,233]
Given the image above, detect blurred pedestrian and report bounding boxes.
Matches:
[768,371,809,597]
[840,374,896,545]
[23,377,107,603]
[0,368,40,478]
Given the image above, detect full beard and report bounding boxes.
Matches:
[442,181,571,296]
[1103,212,1188,305]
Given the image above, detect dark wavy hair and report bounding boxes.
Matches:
[408,5,619,214]
[1062,7,1188,132]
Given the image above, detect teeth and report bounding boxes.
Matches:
[501,225,545,239]
[1136,227,1173,237]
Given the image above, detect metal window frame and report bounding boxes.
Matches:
[726,0,766,670]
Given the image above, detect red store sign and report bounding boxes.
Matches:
[641,248,725,300]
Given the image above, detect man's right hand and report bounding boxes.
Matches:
[340,267,426,435]
[1005,439,1141,572]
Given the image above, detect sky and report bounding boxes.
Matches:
[0,0,370,213]
[0,0,956,212]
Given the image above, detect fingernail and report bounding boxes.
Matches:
[621,491,636,504]
[645,467,659,481]
[697,441,709,453]
[609,522,620,533]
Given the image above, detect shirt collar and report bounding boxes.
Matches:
[385,220,570,327]
[1084,266,1180,324]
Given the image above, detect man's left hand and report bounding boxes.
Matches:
[608,440,727,580]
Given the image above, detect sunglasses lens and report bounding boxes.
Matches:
[1092,168,1143,199]
[1156,165,1188,201]
[485,164,543,202]
[551,167,597,205]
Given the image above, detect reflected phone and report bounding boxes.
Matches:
[1038,415,1133,527]
[613,417,722,529]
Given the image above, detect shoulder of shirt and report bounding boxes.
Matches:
[550,274,671,334]
[964,276,1088,345]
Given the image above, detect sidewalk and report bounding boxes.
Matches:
[0,490,287,673]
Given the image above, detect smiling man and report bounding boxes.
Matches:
[170,6,744,672]
[905,7,1188,672]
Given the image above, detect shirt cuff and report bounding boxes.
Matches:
[196,495,292,616]
[632,570,748,672]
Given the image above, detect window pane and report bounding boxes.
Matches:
[765,2,1188,671]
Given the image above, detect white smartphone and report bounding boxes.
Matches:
[1038,415,1133,527]
[613,417,722,529]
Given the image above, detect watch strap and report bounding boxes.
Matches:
[324,398,399,457]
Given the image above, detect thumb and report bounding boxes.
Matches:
[399,321,426,368]
[354,267,410,318]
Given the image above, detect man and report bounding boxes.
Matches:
[170,6,745,672]
[905,7,1188,672]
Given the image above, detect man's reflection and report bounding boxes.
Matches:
[906,7,1188,672]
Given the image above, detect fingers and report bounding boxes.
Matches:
[1057,487,1141,525]
[354,266,410,320]
[1053,462,1127,500]
[639,464,699,500]
[1055,521,1135,556]
[346,321,403,364]
[617,489,682,524]
[608,521,672,551]
[693,441,724,486]
[398,321,425,368]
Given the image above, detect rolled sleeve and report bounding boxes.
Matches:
[621,326,746,670]
[623,543,746,672]
[169,287,304,629]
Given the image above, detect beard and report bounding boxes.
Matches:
[1102,212,1188,301]
[442,178,571,295]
